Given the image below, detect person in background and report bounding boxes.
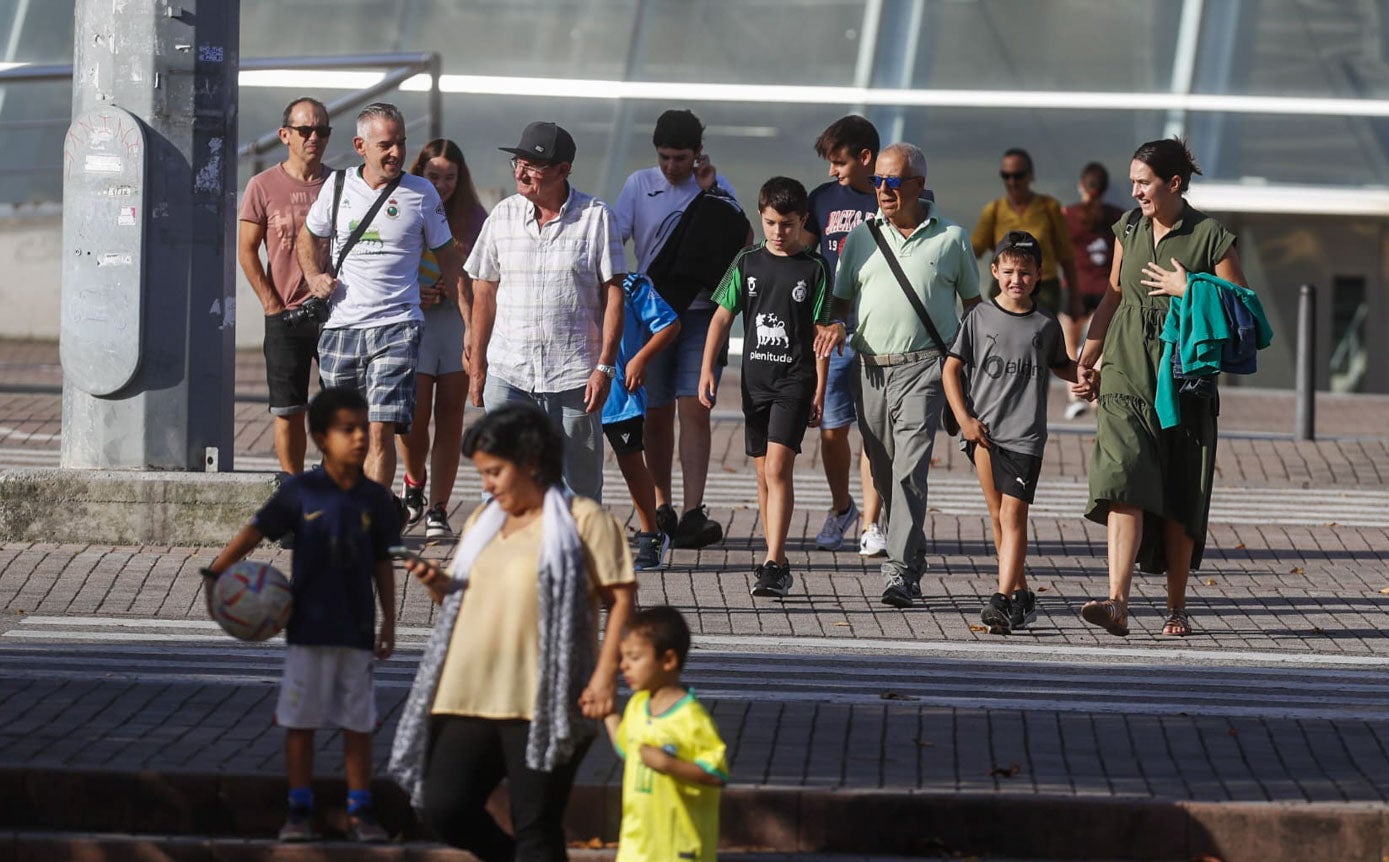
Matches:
[1060,162,1124,419]
[802,114,888,557]
[398,139,487,539]
[970,148,1080,335]
[238,97,332,478]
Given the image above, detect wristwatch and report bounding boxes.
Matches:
[596,364,616,379]
[199,567,221,580]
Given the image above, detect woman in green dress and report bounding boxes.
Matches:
[1071,138,1249,638]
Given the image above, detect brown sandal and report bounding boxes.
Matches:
[1162,607,1191,637]
[1081,599,1129,637]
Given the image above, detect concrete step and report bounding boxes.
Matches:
[2,768,1385,862]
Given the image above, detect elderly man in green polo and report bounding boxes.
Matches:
[817,142,981,609]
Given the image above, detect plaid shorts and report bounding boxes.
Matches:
[318,320,421,430]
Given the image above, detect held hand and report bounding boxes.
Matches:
[697,369,717,409]
[1070,366,1099,402]
[624,356,646,392]
[376,620,395,660]
[578,673,616,719]
[1141,258,1189,298]
[960,416,991,449]
[419,282,445,309]
[584,370,611,414]
[694,154,716,191]
[814,323,846,359]
[307,272,337,300]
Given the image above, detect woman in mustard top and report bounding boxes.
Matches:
[1072,138,1250,639]
[972,147,1080,323]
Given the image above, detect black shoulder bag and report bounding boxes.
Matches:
[866,220,960,436]
[329,170,402,276]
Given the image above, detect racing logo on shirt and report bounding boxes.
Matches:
[792,280,807,303]
[754,313,789,348]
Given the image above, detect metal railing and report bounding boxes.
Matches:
[0,52,443,176]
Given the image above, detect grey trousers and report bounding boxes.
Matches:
[483,375,603,503]
[856,354,945,584]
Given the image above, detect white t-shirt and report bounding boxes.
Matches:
[613,166,738,271]
[305,168,453,329]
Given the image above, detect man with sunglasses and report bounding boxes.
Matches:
[465,121,626,501]
[239,97,333,478]
[818,143,980,609]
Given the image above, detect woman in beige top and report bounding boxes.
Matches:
[394,402,636,861]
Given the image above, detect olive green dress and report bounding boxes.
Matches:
[1085,203,1236,573]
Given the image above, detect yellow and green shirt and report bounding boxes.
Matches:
[614,690,728,862]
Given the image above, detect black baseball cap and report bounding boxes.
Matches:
[499,121,576,165]
[994,230,1043,267]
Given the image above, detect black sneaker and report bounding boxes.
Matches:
[981,592,1012,635]
[751,561,793,598]
[424,504,453,540]
[633,531,670,571]
[347,807,389,843]
[277,806,317,842]
[402,484,426,526]
[1010,588,1037,630]
[673,505,723,549]
[655,504,679,539]
[881,569,913,609]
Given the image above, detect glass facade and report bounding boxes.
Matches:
[4,1,1389,388]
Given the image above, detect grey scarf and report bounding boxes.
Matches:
[388,487,597,809]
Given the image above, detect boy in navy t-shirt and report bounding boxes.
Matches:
[602,273,681,571]
[202,387,400,843]
[699,177,833,599]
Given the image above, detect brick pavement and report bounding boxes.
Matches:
[2,338,1389,859]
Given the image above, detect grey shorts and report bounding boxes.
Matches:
[417,301,465,377]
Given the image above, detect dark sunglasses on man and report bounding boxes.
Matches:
[999,170,1028,181]
[870,174,920,190]
[285,125,332,139]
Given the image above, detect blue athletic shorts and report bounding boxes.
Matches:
[318,320,421,430]
[646,306,722,408]
[821,342,859,430]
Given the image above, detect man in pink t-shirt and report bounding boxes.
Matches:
[238,97,332,474]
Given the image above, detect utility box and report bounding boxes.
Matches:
[60,0,239,470]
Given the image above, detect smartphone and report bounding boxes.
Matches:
[387,545,420,563]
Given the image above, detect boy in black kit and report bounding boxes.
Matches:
[202,387,400,842]
[699,177,833,599]
[942,231,1079,635]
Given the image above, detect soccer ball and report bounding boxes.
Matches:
[211,560,293,642]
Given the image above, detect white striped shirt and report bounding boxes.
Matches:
[465,187,625,393]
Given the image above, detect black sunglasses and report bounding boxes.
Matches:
[999,170,1028,181]
[285,125,332,139]
[870,174,920,190]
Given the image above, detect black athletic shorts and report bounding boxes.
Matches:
[603,415,645,456]
[263,312,321,417]
[743,391,813,457]
[1080,293,1104,314]
[964,441,1044,504]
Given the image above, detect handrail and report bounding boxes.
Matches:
[0,52,444,174]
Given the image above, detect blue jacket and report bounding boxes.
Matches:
[1156,273,1273,429]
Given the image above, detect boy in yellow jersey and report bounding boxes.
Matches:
[605,606,728,862]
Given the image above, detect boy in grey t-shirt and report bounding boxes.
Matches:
[943,231,1079,635]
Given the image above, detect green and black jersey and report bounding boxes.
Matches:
[713,242,832,400]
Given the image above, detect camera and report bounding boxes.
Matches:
[283,295,330,327]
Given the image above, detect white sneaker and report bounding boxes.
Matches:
[858,522,888,557]
[1064,400,1089,420]
[814,500,859,550]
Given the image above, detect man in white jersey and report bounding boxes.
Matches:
[296,102,460,497]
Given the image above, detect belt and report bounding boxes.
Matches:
[860,347,939,367]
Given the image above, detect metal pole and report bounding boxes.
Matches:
[428,52,442,142]
[1295,283,1316,440]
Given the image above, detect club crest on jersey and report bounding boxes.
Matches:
[755,313,789,348]
[746,276,758,297]
[792,280,807,302]
[386,199,399,218]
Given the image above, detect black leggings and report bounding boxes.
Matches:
[422,715,590,862]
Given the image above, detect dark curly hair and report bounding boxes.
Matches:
[461,403,564,487]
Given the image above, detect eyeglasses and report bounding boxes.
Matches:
[510,157,552,177]
[870,174,921,190]
[284,125,332,139]
[999,170,1029,181]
